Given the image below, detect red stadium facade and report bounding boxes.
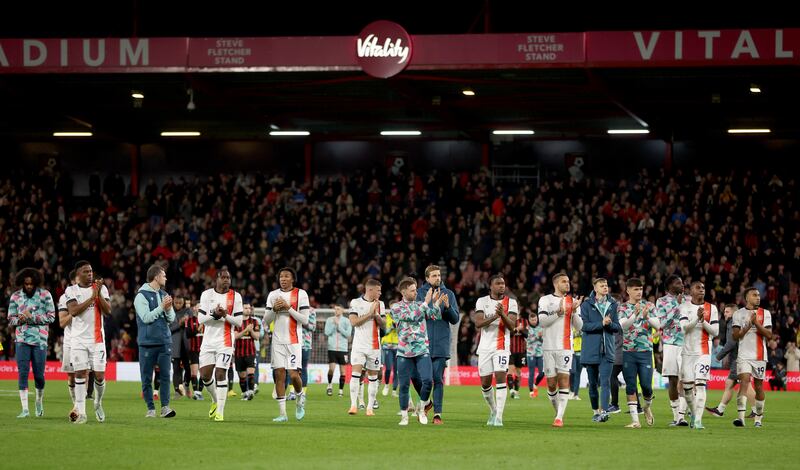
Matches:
[2,27,800,74]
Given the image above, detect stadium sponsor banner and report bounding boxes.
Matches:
[447,366,591,387]
[356,20,413,78]
[447,366,800,390]
[188,32,585,71]
[0,38,188,73]
[0,361,117,381]
[17,361,795,390]
[704,369,799,391]
[256,363,352,384]
[5,30,800,72]
[187,36,356,70]
[1,33,585,73]
[587,29,800,67]
[409,32,585,69]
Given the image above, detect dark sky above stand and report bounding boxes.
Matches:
[2,1,796,38]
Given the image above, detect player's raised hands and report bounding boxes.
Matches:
[495,302,505,316]
[558,297,566,317]
[441,291,450,308]
[162,295,173,311]
[572,295,585,311]
[696,306,705,320]
[424,287,434,305]
[434,291,447,307]
[634,303,643,317]
[273,298,289,312]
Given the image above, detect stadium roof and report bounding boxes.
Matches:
[2,3,799,142]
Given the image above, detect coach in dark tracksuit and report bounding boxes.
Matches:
[580,278,620,422]
[415,265,460,424]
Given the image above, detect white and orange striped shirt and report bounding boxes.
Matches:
[733,307,772,361]
[476,295,518,354]
[266,288,310,345]
[65,284,109,347]
[350,297,386,352]
[680,302,719,356]
[538,294,584,351]
[199,288,243,350]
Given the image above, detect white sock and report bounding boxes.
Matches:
[35,388,44,405]
[694,384,707,421]
[203,379,217,403]
[215,381,228,416]
[628,401,640,424]
[74,379,87,415]
[548,390,558,411]
[94,380,105,405]
[358,378,365,404]
[481,386,496,412]
[495,384,508,420]
[367,377,379,409]
[68,384,76,405]
[754,399,764,422]
[349,374,360,408]
[643,396,652,410]
[278,396,287,416]
[556,388,569,420]
[737,396,747,421]
[670,399,680,421]
[683,385,694,415]
[400,409,408,420]
[678,396,687,421]
[19,389,29,411]
[717,402,727,413]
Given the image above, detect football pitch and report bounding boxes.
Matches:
[3,380,796,469]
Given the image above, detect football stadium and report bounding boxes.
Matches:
[2,3,799,469]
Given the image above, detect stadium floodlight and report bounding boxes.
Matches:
[53,132,92,137]
[269,131,310,136]
[727,128,771,134]
[492,130,534,135]
[607,129,650,135]
[160,131,201,137]
[131,92,144,99]
[749,86,762,93]
[380,130,421,136]
[462,89,476,96]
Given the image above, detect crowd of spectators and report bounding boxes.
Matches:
[1,163,798,374]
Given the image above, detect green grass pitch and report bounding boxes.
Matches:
[3,380,797,469]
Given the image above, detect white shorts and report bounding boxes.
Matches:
[71,342,106,372]
[199,347,234,370]
[543,350,573,378]
[272,343,302,370]
[61,344,73,373]
[736,358,767,380]
[478,350,510,377]
[351,349,382,371]
[681,355,711,383]
[661,344,683,377]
